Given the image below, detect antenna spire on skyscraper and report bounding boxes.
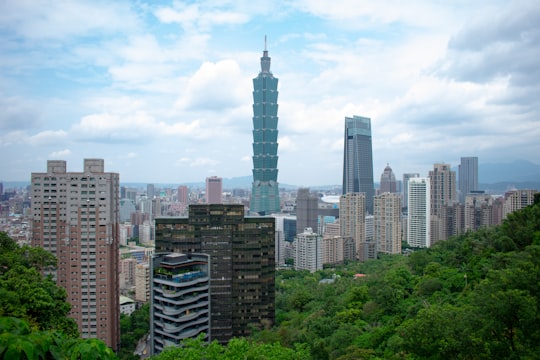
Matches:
[260,35,271,73]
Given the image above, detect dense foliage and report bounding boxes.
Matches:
[258,194,540,359]
[119,303,150,360]
[150,334,310,359]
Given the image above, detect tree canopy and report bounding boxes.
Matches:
[0,232,117,359]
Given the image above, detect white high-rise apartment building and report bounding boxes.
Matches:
[407,177,431,248]
[339,193,366,260]
[374,192,402,254]
[31,159,120,350]
[295,228,322,273]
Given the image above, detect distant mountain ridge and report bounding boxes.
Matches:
[479,159,540,183]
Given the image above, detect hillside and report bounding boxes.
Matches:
[252,193,540,359]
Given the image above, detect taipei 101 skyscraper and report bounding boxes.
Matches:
[250,38,281,215]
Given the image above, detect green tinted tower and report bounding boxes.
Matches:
[250,39,281,215]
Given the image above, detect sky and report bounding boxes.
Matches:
[1,0,539,186]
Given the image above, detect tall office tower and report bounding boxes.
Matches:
[294,228,322,273]
[339,192,366,261]
[379,164,397,193]
[295,188,319,235]
[374,193,402,254]
[147,183,155,199]
[429,163,457,244]
[503,189,538,218]
[402,173,420,210]
[177,185,189,205]
[343,115,375,214]
[154,204,275,344]
[458,157,478,204]
[205,176,222,204]
[250,40,281,215]
[30,159,120,350]
[407,177,431,248]
[151,253,210,354]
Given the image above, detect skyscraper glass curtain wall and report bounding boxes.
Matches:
[250,40,281,215]
[343,115,375,214]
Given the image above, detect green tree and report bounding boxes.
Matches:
[0,316,117,360]
[0,233,78,336]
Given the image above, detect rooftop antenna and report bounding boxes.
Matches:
[264,35,267,51]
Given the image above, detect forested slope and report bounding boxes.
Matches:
[256,194,540,359]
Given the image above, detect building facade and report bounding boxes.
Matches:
[374,192,402,254]
[135,263,150,302]
[205,176,222,204]
[458,156,478,204]
[294,227,323,273]
[30,159,120,350]
[151,253,210,354]
[343,115,375,214]
[250,42,281,215]
[154,204,275,344]
[407,177,431,248]
[503,189,538,218]
[379,164,397,194]
[339,192,366,261]
[295,188,319,235]
[322,234,344,265]
[464,193,501,231]
[402,173,420,210]
[429,163,457,244]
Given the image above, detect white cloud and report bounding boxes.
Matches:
[278,135,298,152]
[154,3,249,31]
[176,59,249,110]
[28,130,68,146]
[0,1,139,40]
[176,157,220,167]
[70,112,203,143]
[49,149,71,158]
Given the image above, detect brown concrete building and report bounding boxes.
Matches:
[31,159,120,350]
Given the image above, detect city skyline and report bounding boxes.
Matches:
[1,1,540,185]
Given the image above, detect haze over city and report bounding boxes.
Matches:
[1,0,539,185]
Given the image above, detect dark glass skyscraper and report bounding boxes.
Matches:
[154,205,275,344]
[250,41,280,215]
[343,115,375,214]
